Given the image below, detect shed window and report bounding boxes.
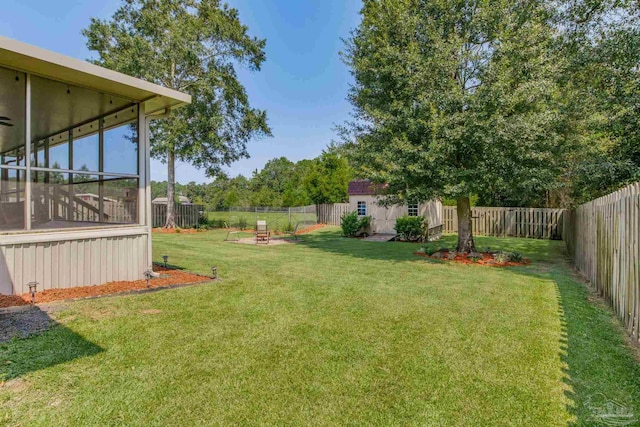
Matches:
[357,201,367,216]
[408,204,419,216]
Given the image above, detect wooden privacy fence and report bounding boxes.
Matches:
[564,182,640,340]
[317,203,350,226]
[152,203,204,228]
[443,206,565,239]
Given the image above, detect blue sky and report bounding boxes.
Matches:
[0,0,362,184]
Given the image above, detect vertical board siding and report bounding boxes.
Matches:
[0,233,148,295]
[317,203,350,226]
[564,182,640,340]
[443,206,565,239]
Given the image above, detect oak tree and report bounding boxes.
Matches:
[84,0,271,227]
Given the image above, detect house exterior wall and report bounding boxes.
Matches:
[0,87,154,296]
[348,196,443,234]
[0,227,148,295]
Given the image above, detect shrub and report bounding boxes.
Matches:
[340,211,360,237]
[395,216,425,242]
[238,217,248,230]
[340,211,371,237]
[284,222,295,233]
[198,216,210,227]
[509,252,523,262]
[494,251,509,263]
[175,228,181,234]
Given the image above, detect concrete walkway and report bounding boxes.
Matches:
[363,234,396,242]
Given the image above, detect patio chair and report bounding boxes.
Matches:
[224,221,241,241]
[255,220,270,244]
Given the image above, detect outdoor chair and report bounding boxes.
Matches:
[224,221,241,241]
[255,220,270,244]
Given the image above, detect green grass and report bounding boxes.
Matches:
[2,229,640,426]
[206,210,317,231]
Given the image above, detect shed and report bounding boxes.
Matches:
[152,195,191,205]
[0,36,191,295]
[347,179,443,236]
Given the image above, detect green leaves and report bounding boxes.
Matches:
[83,0,271,178]
[344,0,640,208]
[344,0,568,207]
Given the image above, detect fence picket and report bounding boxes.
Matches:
[564,182,640,341]
[442,206,565,240]
[317,203,350,226]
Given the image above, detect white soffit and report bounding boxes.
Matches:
[0,36,191,114]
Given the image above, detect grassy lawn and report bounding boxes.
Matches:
[206,210,317,231]
[2,228,640,426]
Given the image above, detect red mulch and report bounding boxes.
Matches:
[152,227,199,234]
[296,223,326,234]
[415,251,530,267]
[0,265,211,308]
[0,295,30,309]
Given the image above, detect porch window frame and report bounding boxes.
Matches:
[0,70,145,233]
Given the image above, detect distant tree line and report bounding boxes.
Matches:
[151,151,352,210]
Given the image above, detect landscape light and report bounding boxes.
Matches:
[27,281,38,304]
[163,255,168,268]
[211,266,218,279]
[144,270,154,288]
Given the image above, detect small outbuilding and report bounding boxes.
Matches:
[0,37,191,295]
[152,195,191,205]
[347,179,443,236]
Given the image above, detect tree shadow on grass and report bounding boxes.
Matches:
[303,229,640,424]
[0,306,103,381]
[517,261,640,426]
[298,229,565,264]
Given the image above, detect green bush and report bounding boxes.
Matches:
[340,211,371,237]
[395,216,425,242]
[198,216,210,227]
[284,222,295,232]
[238,217,248,230]
[340,211,360,237]
[509,252,523,262]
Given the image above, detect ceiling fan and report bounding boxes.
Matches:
[0,116,13,127]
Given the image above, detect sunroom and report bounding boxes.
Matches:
[0,37,190,295]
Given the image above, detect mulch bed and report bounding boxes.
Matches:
[415,251,530,267]
[152,227,199,234]
[297,223,326,234]
[0,265,211,308]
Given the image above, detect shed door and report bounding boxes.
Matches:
[371,204,401,234]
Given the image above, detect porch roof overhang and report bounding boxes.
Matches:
[0,36,191,115]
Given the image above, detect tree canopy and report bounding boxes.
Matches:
[152,151,353,210]
[343,0,573,251]
[83,0,271,226]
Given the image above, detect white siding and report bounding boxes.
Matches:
[0,231,149,295]
[348,196,443,234]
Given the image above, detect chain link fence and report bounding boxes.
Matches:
[204,205,317,232]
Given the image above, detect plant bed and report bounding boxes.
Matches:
[152,227,200,234]
[0,265,212,308]
[294,223,326,235]
[414,250,530,266]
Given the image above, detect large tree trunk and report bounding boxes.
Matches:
[456,195,476,253]
[164,148,176,228]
